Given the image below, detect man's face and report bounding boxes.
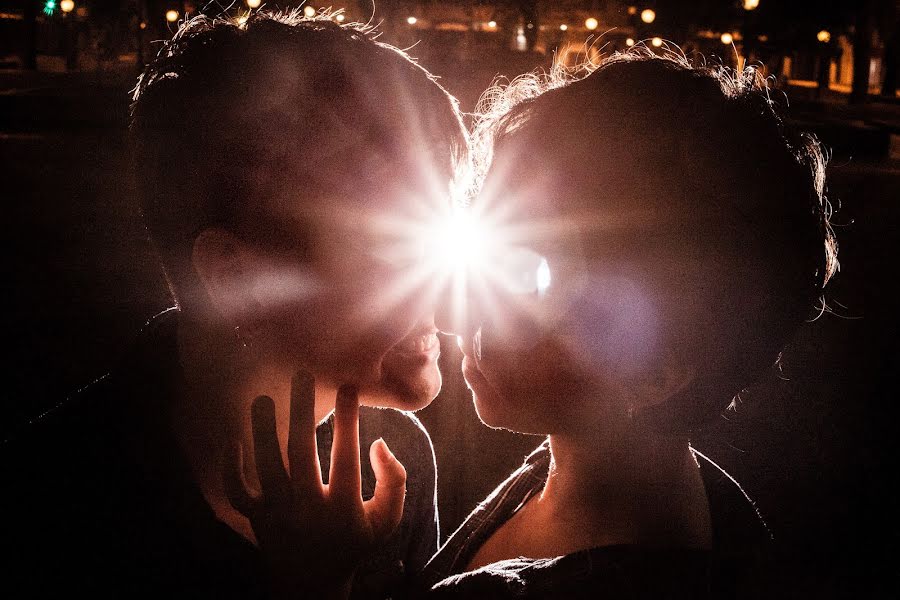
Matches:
[248,118,453,411]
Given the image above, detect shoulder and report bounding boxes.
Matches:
[3,308,180,508]
[2,372,118,473]
[428,547,711,599]
[691,446,773,547]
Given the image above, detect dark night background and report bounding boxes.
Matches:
[2,0,898,597]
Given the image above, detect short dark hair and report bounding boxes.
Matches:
[472,46,838,432]
[130,9,469,310]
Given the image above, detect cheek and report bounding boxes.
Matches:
[472,341,597,433]
[551,272,663,380]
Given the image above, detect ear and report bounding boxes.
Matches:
[191,227,258,324]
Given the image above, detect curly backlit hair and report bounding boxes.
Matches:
[130,8,470,310]
[471,44,838,431]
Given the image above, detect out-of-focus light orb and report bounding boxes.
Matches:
[60,0,74,13]
[559,24,568,31]
[335,13,345,22]
[246,0,260,8]
[139,21,147,29]
[651,37,663,47]
[743,0,760,10]
[758,34,769,42]
[488,20,497,28]
[165,9,178,22]
[627,6,637,15]
[720,32,734,45]
[303,5,315,17]
[641,9,655,24]
[817,30,831,43]
[626,37,635,46]
[406,16,417,25]
[516,29,527,50]
[585,17,598,31]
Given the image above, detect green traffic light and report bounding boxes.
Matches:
[43,0,56,15]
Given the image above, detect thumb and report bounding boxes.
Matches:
[364,438,407,542]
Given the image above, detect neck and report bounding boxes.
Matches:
[171,313,336,542]
[535,419,712,550]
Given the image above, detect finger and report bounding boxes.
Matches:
[223,438,256,517]
[287,370,322,489]
[251,395,291,498]
[364,438,407,542]
[328,384,361,500]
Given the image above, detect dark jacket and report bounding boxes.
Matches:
[1,309,439,599]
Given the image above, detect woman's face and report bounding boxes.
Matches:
[455,137,716,434]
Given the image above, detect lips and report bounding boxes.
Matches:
[388,329,440,358]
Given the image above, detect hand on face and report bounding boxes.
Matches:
[223,371,407,599]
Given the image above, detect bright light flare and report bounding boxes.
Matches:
[720,32,733,45]
[407,16,417,25]
[817,30,831,43]
[488,20,497,29]
[743,0,760,10]
[641,9,655,24]
[651,37,663,47]
[536,258,551,296]
[428,209,490,276]
[428,206,553,300]
[165,9,179,23]
[303,5,315,17]
[585,17,599,31]
[60,0,74,13]
[626,37,635,46]
[246,0,260,8]
[559,24,568,31]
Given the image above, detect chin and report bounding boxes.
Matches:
[363,365,442,412]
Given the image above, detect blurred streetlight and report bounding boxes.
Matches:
[641,9,656,24]
[303,5,315,18]
[743,0,760,10]
[817,30,831,43]
[488,20,497,28]
[559,24,568,31]
[165,9,179,23]
[720,32,734,45]
[246,0,260,8]
[651,37,663,47]
[60,0,74,13]
[335,13,344,22]
[626,37,635,46]
[585,17,598,31]
[407,16,417,25]
[627,6,637,15]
